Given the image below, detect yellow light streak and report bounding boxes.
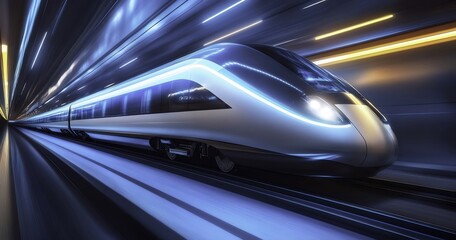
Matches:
[0,106,5,120]
[313,28,456,66]
[315,14,394,40]
[1,44,8,119]
[204,20,263,46]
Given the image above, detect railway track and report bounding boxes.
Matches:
[18,127,456,239]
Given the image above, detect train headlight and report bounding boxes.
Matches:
[306,96,347,124]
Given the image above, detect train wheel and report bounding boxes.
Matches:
[214,152,235,173]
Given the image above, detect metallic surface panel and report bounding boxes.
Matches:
[337,105,397,167]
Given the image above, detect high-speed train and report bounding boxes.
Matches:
[18,43,397,177]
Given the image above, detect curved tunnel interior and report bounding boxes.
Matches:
[0,0,455,239]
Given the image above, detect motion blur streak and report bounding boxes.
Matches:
[315,14,394,40]
[11,0,41,103]
[1,45,8,118]
[0,127,15,240]
[202,0,245,24]
[302,0,326,10]
[119,57,138,69]
[30,32,47,69]
[6,126,119,239]
[21,128,366,240]
[204,20,263,46]
[313,27,456,66]
[0,108,5,120]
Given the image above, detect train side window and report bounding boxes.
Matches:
[82,107,88,119]
[167,80,190,112]
[84,106,93,119]
[141,89,152,114]
[122,95,128,116]
[151,82,171,113]
[61,111,68,122]
[103,99,111,117]
[77,109,82,120]
[71,109,78,120]
[186,81,228,110]
[107,96,123,117]
[102,100,107,117]
[93,101,102,118]
[126,89,143,115]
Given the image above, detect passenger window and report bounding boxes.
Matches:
[151,82,171,113]
[186,81,227,110]
[141,89,152,114]
[108,96,123,117]
[126,89,143,115]
[167,80,191,112]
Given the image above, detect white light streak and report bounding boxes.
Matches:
[119,57,138,69]
[302,0,326,10]
[48,62,76,95]
[202,0,245,24]
[203,20,263,46]
[273,38,299,47]
[31,31,47,69]
[104,83,115,88]
[44,96,55,104]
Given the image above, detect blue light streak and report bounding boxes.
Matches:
[202,0,245,24]
[11,0,41,101]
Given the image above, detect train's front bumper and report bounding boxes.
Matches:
[336,104,397,168]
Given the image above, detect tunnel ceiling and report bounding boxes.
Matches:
[1,0,455,120]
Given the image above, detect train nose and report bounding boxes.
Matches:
[336,105,397,167]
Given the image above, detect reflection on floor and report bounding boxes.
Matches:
[0,122,367,239]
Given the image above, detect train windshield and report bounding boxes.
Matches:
[248,45,348,93]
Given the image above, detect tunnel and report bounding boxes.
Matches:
[0,0,455,239]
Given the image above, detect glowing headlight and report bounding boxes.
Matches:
[306,96,347,124]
